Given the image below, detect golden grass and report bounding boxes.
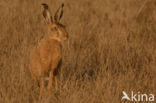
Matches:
[0,0,156,103]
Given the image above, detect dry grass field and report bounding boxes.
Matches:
[0,0,156,103]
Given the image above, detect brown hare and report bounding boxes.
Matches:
[29,3,68,93]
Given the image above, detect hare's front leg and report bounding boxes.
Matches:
[48,69,54,90]
[48,61,59,90]
[40,71,45,94]
[55,76,58,90]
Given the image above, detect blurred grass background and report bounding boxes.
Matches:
[0,0,156,103]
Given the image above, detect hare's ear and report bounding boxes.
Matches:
[54,3,64,22]
[41,3,53,24]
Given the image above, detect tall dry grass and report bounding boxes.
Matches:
[0,0,156,103]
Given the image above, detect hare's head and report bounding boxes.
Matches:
[42,3,68,41]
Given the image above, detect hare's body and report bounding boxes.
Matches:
[30,38,61,79]
[29,3,68,93]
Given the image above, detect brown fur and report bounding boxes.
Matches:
[29,3,68,93]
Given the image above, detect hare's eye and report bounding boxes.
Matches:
[53,27,57,30]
